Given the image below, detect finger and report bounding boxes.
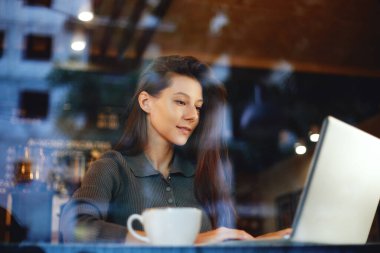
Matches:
[278,228,293,235]
[226,229,254,241]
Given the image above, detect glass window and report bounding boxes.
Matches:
[0,1,379,244]
[18,90,49,119]
[23,34,52,61]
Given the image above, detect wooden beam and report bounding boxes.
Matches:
[99,0,126,56]
[133,0,172,66]
[117,0,147,60]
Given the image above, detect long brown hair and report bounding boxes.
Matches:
[115,55,235,228]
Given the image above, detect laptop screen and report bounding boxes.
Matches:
[291,116,380,244]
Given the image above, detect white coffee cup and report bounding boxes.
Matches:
[127,207,202,246]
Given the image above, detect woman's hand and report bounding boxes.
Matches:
[195,227,292,245]
[256,228,292,239]
[195,227,255,245]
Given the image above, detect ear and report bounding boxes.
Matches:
[138,91,152,113]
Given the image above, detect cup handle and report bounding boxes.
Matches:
[127,214,150,243]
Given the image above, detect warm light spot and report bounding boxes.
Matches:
[71,41,86,51]
[309,133,320,142]
[295,143,307,155]
[78,11,94,22]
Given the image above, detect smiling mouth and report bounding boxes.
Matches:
[177,126,192,135]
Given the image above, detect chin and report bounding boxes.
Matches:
[172,137,189,146]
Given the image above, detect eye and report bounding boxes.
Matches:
[195,106,202,113]
[175,100,186,106]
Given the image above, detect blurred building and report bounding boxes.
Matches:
[0,0,102,242]
[0,0,90,134]
[0,0,98,182]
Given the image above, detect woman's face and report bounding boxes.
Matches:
[141,73,203,146]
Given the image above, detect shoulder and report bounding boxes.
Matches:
[91,150,127,169]
[85,150,129,180]
[81,150,130,192]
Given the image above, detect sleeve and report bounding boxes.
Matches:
[59,153,127,242]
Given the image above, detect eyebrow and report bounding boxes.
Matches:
[173,92,203,103]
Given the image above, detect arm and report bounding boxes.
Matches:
[256,228,292,239]
[195,227,292,245]
[195,227,254,245]
[59,155,127,242]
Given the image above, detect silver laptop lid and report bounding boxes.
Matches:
[291,116,380,244]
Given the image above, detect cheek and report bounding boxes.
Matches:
[150,101,179,128]
[192,118,199,130]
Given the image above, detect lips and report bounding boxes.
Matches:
[177,126,192,135]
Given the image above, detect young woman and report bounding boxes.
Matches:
[59,55,290,244]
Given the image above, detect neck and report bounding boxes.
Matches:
[144,145,173,178]
[144,124,174,178]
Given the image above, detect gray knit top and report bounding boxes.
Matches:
[59,150,212,242]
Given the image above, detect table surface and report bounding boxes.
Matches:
[1,243,380,253]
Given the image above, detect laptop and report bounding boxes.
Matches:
[222,116,380,245]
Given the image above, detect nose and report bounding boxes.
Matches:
[184,105,199,122]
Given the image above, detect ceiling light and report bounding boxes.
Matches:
[71,41,86,51]
[294,142,307,155]
[308,125,320,142]
[78,11,94,22]
[309,133,320,142]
